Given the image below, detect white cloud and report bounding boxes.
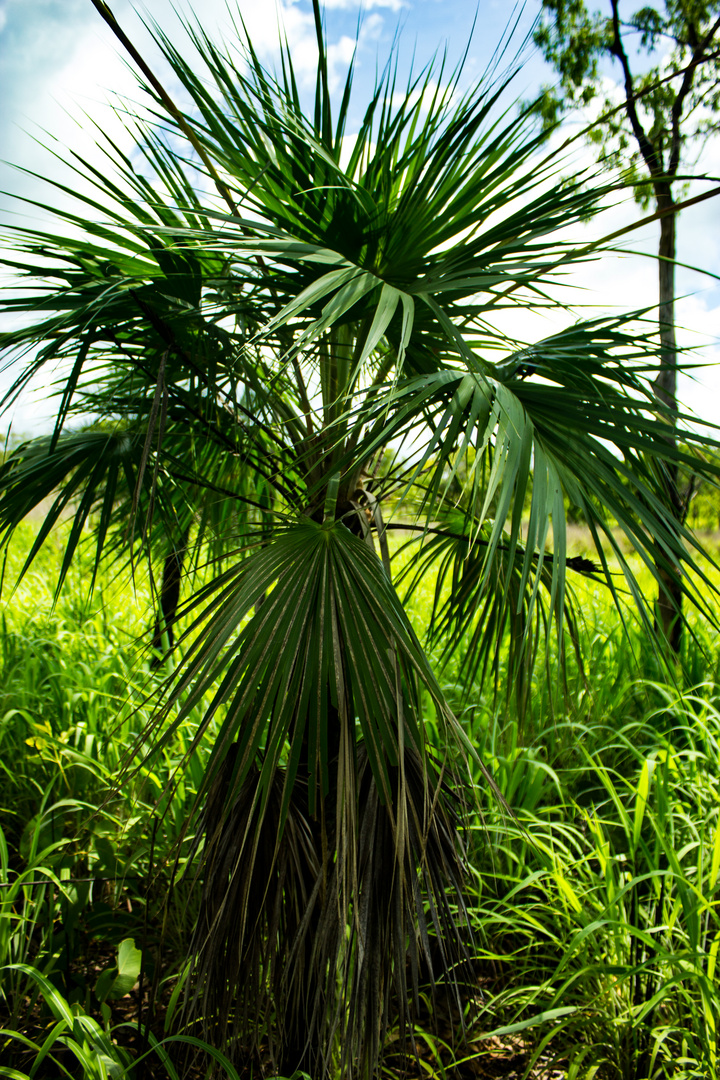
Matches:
[322,0,406,9]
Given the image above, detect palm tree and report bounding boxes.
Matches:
[1,1,719,1075]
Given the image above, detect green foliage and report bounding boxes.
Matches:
[534,0,720,652]
[2,1,720,1076]
[0,965,247,1079]
[95,940,142,1004]
[686,474,720,532]
[466,674,720,1079]
[0,525,719,1077]
[534,0,720,201]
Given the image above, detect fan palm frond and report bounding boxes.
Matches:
[2,2,720,1076]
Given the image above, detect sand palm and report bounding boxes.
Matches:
[1,2,719,1075]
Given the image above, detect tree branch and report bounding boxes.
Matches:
[610,0,664,178]
[669,14,720,178]
[543,45,720,170]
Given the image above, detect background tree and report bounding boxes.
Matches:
[534,0,720,652]
[2,1,720,1076]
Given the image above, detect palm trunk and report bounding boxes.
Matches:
[654,195,683,654]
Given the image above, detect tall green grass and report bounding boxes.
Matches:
[0,527,211,1074]
[392,529,720,1079]
[1,522,719,1077]
[452,626,720,1079]
[463,690,720,1079]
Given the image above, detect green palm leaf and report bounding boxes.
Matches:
[2,1,720,1075]
[150,519,474,1072]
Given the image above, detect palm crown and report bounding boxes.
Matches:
[1,1,720,1075]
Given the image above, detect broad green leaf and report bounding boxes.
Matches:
[95,938,142,1002]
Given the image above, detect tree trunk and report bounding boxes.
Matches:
[151,536,187,662]
[654,194,683,654]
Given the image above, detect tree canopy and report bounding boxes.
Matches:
[534,0,720,649]
[535,0,720,191]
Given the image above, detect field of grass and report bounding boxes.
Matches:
[1,522,719,1079]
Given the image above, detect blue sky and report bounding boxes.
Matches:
[0,0,548,179]
[1,0,719,432]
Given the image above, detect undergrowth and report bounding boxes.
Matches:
[0,522,718,1078]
